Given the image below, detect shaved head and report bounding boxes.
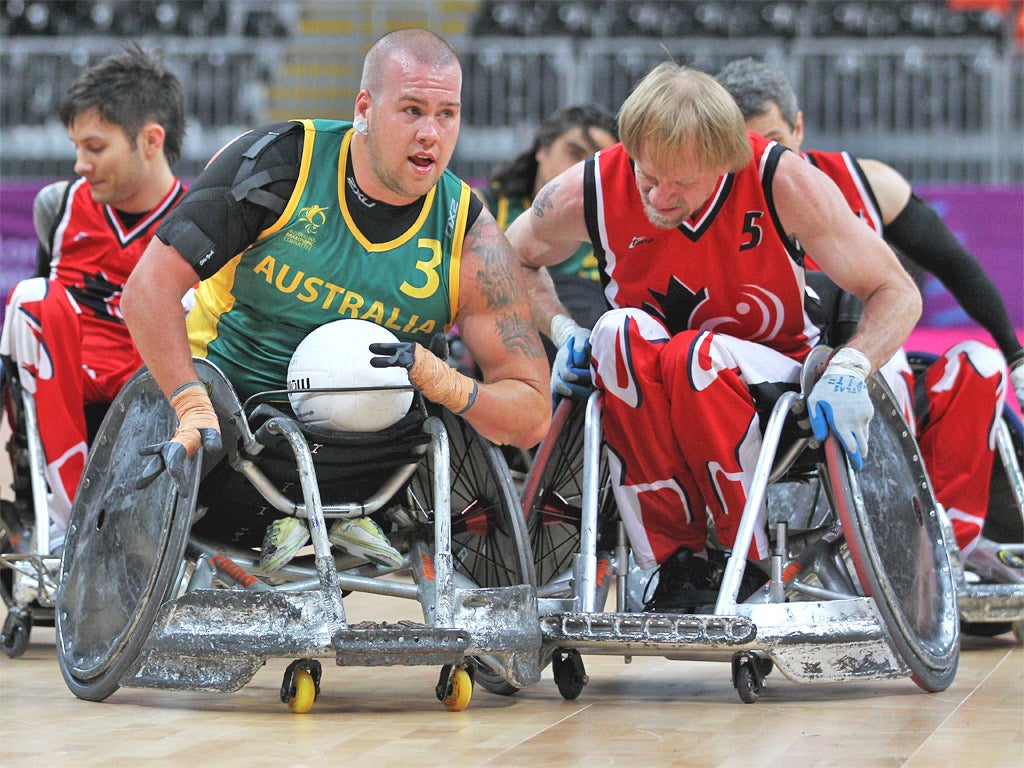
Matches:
[360,28,460,93]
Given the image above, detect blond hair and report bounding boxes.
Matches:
[618,62,751,173]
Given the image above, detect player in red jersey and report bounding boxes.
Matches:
[717,57,1023,584]
[0,44,187,544]
[506,62,922,612]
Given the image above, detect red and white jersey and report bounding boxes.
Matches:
[585,132,820,363]
[802,150,883,236]
[47,177,184,324]
[800,150,882,271]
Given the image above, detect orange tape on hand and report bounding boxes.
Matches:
[168,383,220,456]
[407,343,478,414]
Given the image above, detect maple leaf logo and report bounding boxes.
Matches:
[644,277,707,335]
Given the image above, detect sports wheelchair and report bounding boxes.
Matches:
[808,272,1024,638]
[906,352,1024,641]
[521,347,960,703]
[53,357,540,712]
[0,357,108,657]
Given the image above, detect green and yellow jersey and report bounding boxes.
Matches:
[187,119,473,400]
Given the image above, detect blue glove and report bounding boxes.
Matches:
[807,347,873,471]
[552,327,593,400]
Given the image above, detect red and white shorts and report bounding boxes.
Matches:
[1,277,141,530]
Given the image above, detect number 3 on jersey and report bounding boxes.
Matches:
[401,238,442,298]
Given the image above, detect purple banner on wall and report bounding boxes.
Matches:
[0,180,43,325]
[916,185,1024,330]
[1,180,1022,331]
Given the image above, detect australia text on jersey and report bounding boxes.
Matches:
[251,252,441,336]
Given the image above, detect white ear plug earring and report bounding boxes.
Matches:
[353,116,368,134]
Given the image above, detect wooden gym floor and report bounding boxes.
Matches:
[1,588,1021,768]
[1,384,1022,767]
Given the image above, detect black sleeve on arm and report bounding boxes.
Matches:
[886,193,1023,367]
[155,122,302,280]
[466,190,483,231]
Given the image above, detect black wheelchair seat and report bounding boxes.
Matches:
[194,399,431,549]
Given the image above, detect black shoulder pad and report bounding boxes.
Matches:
[229,123,303,215]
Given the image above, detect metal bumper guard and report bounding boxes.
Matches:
[540,598,910,684]
[124,583,540,693]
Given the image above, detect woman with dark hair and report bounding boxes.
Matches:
[477,105,618,338]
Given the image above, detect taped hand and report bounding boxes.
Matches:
[137,382,222,491]
[370,335,477,414]
[806,347,873,472]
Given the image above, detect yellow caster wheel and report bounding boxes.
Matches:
[436,664,473,711]
[281,659,322,714]
[288,669,318,714]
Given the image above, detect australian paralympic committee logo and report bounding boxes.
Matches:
[299,204,329,234]
[286,204,330,251]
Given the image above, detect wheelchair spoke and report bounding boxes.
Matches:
[407,409,527,590]
[523,399,614,589]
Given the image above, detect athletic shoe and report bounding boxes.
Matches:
[328,517,403,568]
[705,548,770,604]
[642,548,718,613]
[259,517,310,573]
[965,536,1024,584]
[643,547,768,613]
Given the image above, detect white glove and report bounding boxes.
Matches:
[550,314,593,400]
[1011,358,1024,412]
[807,347,873,471]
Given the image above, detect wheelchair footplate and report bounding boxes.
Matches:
[539,600,908,683]
[116,578,541,693]
[956,583,1024,624]
[332,620,471,667]
[124,589,338,692]
[541,611,756,649]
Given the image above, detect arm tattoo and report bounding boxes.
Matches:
[531,181,559,217]
[464,218,545,360]
[496,312,546,358]
[468,223,525,310]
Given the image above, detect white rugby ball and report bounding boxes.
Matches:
[287,319,413,432]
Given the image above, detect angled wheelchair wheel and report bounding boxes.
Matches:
[521,398,614,593]
[406,408,533,695]
[986,407,1023,543]
[0,530,19,613]
[409,407,533,590]
[55,368,200,702]
[826,377,959,692]
[1,362,39,615]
